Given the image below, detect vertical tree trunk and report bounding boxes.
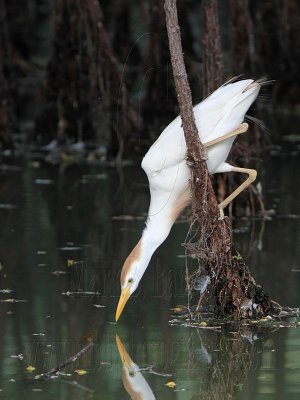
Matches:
[36,0,141,160]
[202,0,224,96]
[229,0,253,75]
[164,0,278,318]
[250,0,300,103]
[85,0,141,161]
[143,0,170,132]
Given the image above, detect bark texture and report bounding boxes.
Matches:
[202,0,224,96]
[164,0,279,318]
[229,0,253,74]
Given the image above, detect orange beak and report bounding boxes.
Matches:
[115,286,131,322]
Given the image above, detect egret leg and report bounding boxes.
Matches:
[204,122,249,148]
[218,167,257,220]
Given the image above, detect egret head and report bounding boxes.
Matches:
[115,240,148,321]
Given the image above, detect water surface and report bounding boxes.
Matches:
[0,145,300,399]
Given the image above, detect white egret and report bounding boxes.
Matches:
[116,335,156,399]
[116,78,262,321]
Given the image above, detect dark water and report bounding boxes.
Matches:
[0,144,300,399]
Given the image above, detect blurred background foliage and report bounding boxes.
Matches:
[0,0,299,160]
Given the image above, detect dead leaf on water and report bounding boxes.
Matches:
[165,381,176,388]
[67,259,74,267]
[26,365,36,372]
[199,322,207,326]
[75,369,88,375]
[171,307,183,313]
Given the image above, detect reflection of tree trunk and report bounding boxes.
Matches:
[202,0,224,97]
[273,328,287,400]
[164,0,278,318]
[198,330,265,400]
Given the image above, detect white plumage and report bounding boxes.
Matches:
[115,78,262,321]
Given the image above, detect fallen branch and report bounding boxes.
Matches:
[34,340,94,379]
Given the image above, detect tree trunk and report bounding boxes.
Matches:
[164,0,279,319]
[202,0,224,96]
[36,0,141,161]
[142,0,171,135]
[229,0,253,75]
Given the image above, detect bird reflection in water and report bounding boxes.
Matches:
[116,335,156,400]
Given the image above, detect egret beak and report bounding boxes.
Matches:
[115,286,131,321]
[116,335,132,368]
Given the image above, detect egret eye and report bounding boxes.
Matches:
[128,278,134,284]
[129,371,135,377]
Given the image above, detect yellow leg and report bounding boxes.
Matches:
[204,123,249,148]
[218,167,257,220]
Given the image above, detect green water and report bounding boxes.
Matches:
[0,148,300,399]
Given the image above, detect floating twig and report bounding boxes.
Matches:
[34,340,94,379]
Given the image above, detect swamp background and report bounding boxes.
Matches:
[0,0,300,399]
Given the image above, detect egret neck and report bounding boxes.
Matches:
[115,188,191,321]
